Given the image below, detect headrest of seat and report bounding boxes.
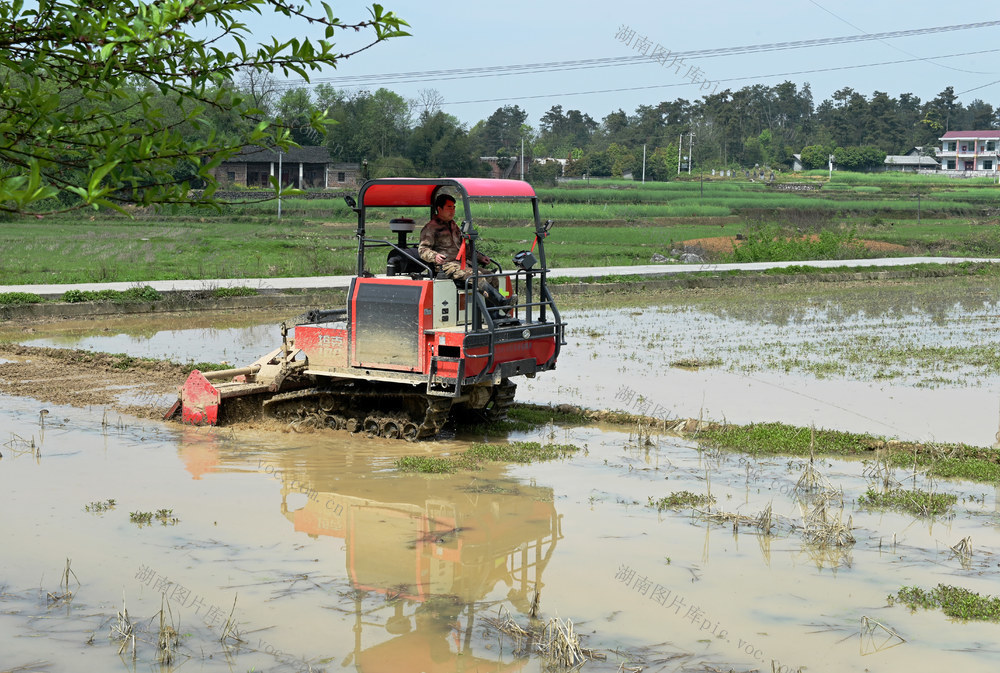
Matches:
[389,218,416,233]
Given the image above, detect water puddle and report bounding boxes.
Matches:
[12,310,294,366]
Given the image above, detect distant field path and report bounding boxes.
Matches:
[680,235,907,254]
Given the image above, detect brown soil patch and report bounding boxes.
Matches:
[0,344,187,421]
[0,344,342,434]
[680,235,907,254]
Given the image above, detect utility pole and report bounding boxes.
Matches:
[677,133,682,175]
[642,144,646,184]
[688,133,694,175]
[277,149,282,222]
[520,138,524,181]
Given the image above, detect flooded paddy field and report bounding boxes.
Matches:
[3,275,1000,672]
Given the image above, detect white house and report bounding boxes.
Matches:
[938,130,1000,173]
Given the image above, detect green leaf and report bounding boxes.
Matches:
[88,160,121,194]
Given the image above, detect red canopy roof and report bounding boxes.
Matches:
[359,178,536,208]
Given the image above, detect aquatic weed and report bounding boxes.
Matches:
[395,441,581,473]
[394,455,456,473]
[463,441,579,464]
[698,422,877,456]
[647,491,715,511]
[84,498,116,513]
[129,509,180,526]
[890,584,1000,622]
[857,488,957,516]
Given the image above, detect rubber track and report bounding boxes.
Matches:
[483,380,517,422]
[261,384,454,440]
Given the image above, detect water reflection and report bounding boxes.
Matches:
[191,435,562,670]
[22,322,281,366]
[294,477,560,670]
[684,277,1000,327]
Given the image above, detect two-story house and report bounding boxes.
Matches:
[938,131,1000,173]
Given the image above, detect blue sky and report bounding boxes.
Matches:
[256,0,1000,129]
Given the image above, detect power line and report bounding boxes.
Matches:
[805,0,988,74]
[956,78,1000,96]
[280,20,1000,90]
[429,48,1000,107]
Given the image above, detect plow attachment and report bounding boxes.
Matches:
[164,346,304,426]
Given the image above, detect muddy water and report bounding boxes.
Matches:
[2,393,999,672]
[4,278,1000,671]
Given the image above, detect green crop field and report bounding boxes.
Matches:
[3,172,1000,285]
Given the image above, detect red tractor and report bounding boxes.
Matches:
[167,177,565,439]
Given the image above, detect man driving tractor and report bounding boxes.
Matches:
[418,193,515,309]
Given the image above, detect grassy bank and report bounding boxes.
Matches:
[503,403,1000,484]
[694,421,1000,483]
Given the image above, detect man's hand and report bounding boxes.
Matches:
[434,253,447,265]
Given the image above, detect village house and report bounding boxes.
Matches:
[882,147,939,172]
[479,156,566,179]
[210,145,361,189]
[938,131,1000,174]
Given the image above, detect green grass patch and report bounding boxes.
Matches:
[394,455,456,473]
[696,421,1000,483]
[891,584,1000,621]
[698,422,879,456]
[647,491,716,511]
[463,441,579,463]
[857,488,957,516]
[670,357,724,369]
[62,286,161,303]
[506,403,589,426]
[916,456,1000,482]
[395,441,580,473]
[108,353,147,370]
[723,224,876,263]
[451,403,589,435]
[0,291,43,305]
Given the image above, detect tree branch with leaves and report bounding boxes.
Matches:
[0,0,408,215]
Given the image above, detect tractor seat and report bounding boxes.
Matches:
[386,246,428,276]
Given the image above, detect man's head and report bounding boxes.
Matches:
[434,194,456,221]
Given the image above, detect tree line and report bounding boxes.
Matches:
[255,79,992,183]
